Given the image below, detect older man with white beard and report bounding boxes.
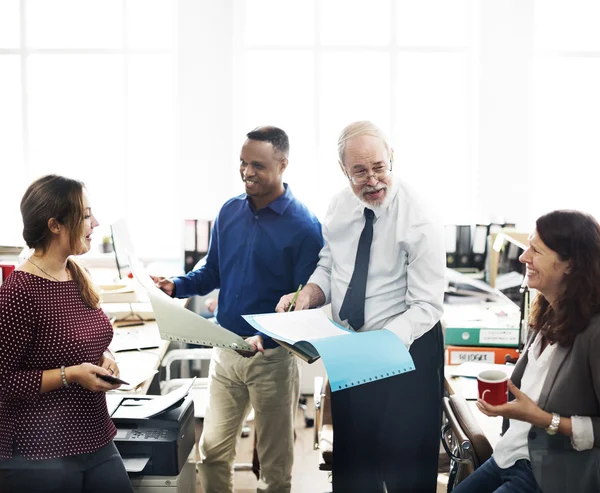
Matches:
[277,121,446,493]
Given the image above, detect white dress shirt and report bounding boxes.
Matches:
[308,177,446,348]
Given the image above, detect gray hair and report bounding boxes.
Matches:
[337,121,391,165]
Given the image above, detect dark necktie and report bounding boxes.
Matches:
[339,208,375,330]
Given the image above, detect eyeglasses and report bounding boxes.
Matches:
[347,164,392,186]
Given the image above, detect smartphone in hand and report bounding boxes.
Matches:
[97,373,130,385]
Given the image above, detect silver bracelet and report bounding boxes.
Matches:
[545,412,560,435]
[60,365,70,388]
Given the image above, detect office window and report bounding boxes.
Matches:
[532,0,600,220]
[238,0,474,220]
[0,55,24,246]
[0,0,20,49]
[1,0,177,258]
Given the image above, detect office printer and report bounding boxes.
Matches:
[110,394,195,477]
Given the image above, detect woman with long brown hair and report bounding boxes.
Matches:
[453,209,600,493]
[0,175,132,492]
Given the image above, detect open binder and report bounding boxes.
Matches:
[271,338,320,364]
[243,309,415,391]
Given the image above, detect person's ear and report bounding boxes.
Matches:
[389,148,394,170]
[280,158,288,173]
[47,218,61,235]
[565,261,572,275]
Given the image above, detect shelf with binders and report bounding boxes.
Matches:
[183,218,213,274]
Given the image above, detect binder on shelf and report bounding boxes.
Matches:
[445,326,520,348]
[446,345,520,365]
[456,225,472,268]
[445,225,457,268]
[183,219,212,274]
[471,224,489,271]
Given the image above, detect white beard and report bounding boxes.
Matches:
[357,175,398,212]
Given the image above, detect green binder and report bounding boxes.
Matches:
[445,326,520,348]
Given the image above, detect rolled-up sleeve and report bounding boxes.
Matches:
[586,326,600,448]
[0,282,43,400]
[571,416,595,451]
[384,221,446,348]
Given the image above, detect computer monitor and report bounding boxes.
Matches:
[487,230,529,303]
[110,219,135,280]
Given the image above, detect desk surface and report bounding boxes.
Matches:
[444,366,504,448]
[110,320,170,395]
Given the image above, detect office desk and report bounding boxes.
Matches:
[444,366,504,448]
[103,292,189,396]
[110,320,170,395]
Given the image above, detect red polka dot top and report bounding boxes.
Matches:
[0,271,117,460]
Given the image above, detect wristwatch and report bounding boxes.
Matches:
[545,412,560,435]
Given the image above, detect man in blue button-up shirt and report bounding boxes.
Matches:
[154,126,323,493]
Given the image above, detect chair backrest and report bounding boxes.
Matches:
[442,394,493,489]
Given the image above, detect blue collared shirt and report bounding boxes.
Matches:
[172,184,323,348]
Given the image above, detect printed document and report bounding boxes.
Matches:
[129,255,252,351]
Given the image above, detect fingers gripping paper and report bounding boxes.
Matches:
[128,255,252,351]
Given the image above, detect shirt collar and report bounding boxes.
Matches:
[245,183,293,216]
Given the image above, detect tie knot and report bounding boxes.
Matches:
[364,208,375,220]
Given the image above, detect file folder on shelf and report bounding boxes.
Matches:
[471,224,489,271]
[446,345,520,365]
[456,225,472,268]
[445,225,458,268]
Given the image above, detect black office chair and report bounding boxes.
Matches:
[441,394,493,492]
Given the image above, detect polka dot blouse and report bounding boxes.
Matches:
[0,271,116,460]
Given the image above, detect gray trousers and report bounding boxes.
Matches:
[0,441,132,493]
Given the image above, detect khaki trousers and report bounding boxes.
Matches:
[198,346,299,493]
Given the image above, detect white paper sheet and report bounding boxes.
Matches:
[110,325,164,352]
[122,457,151,473]
[111,379,194,419]
[115,363,159,391]
[128,255,252,351]
[251,309,351,343]
[106,394,124,416]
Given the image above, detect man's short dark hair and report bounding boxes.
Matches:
[246,126,289,157]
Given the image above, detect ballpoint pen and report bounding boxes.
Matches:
[287,284,303,312]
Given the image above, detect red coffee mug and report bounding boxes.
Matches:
[477,369,508,405]
[0,264,16,283]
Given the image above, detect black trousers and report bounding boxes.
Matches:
[0,442,133,493]
[330,322,444,493]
